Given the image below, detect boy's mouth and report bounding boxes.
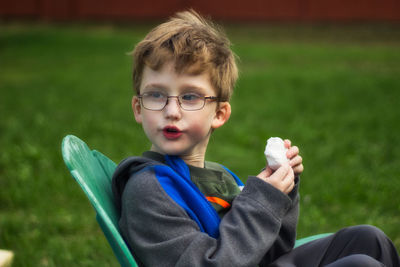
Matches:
[163,126,182,139]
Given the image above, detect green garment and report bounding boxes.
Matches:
[143,151,242,218]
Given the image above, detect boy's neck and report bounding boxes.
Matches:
[149,146,206,168]
[180,154,205,168]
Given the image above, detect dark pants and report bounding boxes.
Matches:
[270,225,400,267]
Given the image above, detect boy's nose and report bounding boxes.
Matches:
[164,97,182,119]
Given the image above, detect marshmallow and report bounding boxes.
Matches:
[264,137,289,170]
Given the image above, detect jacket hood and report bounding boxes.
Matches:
[112,156,161,215]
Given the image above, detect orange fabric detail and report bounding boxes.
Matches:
[206,196,231,209]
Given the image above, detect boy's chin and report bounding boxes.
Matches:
[151,138,208,157]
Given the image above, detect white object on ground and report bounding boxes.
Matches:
[264,137,289,170]
[0,250,14,267]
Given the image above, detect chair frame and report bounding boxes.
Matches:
[62,135,138,267]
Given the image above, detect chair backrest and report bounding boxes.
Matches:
[61,135,138,267]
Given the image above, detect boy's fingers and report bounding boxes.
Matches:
[277,167,294,194]
[286,181,295,194]
[263,164,295,194]
[283,180,294,194]
[289,155,302,167]
[257,166,273,180]
[286,146,299,159]
[269,164,290,181]
[283,167,294,182]
[284,139,291,148]
[265,166,273,177]
[293,164,304,175]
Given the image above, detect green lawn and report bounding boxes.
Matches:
[1,22,399,266]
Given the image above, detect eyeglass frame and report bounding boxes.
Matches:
[137,92,220,111]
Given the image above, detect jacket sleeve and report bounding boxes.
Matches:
[259,176,300,266]
[119,168,299,267]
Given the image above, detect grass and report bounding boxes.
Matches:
[1,22,400,266]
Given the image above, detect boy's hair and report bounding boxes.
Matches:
[131,10,238,102]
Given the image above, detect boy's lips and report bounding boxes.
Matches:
[162,126,183,139]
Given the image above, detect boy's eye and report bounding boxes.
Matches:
[180,93,201,102]
[147,91,165,99]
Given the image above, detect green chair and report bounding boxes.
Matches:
[62,135,138,267]
[61,134,330,266]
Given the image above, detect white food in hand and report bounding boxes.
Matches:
[264,137,288,170]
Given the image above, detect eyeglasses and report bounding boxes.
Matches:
[138,91,219,111]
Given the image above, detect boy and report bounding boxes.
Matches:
[112,10,400,266]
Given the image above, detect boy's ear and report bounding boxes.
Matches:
[212,102,231,129]
[132,96,142,124]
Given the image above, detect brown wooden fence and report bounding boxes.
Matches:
[1,0,400,21]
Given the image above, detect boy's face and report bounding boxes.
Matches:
[132,61,231,158]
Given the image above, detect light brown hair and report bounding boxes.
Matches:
[131,10,238,101]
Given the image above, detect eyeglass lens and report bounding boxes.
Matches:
[141,92,206,111]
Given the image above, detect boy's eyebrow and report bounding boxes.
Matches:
[142,83,168,91]
[180,85,207,93]
[143,83,210,94]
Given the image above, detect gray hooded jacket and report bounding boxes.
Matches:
[112,152,299,266]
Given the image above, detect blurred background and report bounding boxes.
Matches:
[1,0,400,21]
[1,1,400,266]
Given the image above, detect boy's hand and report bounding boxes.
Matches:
[256,139,303,194]
[284,139,304,176]
[257,164,295,194]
